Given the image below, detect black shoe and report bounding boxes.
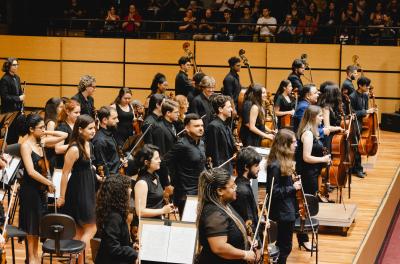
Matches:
[354,171,365,178]
[298,242,317,252]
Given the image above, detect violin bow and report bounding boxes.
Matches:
[259,176,274,262]
[125,123,153,161]
[217,154,237,169]
[2,180,18,237]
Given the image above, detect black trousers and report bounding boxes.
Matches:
[277,221,294,264]
[352,146,363,173]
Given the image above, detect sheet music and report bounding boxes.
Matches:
[0,156,21,185]
[253,147,270,156]
[258,158,268,183]
[140,224,170,262]
[167,226,197,264]
[181,198,198,222]
[48,169,71,198]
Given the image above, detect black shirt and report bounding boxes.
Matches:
[141,112,160,143]
[113,104,134,147]
[175,70,195,102]
[72,92,95,118]
[239,100,265,147]
[55,122,73,169]
[222,70,242,110]
[164,134,206,195]
[92,127,121,177]
[189,93,214,128]
[288,73,304,93]
[198,203,247,264]
[137,171,164,210]
[350,90,369,123]
[0,73,23,113]
[342,79,356,115]
[275,94,295,129]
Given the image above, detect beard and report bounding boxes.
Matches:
[350,75,356,80]
[248,170,258,180]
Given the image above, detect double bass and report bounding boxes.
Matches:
[358,86,379,156]
[183,42,201,74]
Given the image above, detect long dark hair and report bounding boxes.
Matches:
[96,174,131,235]
[2,57,17,73]
[244,84,265,121]
[274,79,291,103]
[134,144,159,176]
[44,97,63,125]
[150,73,167,94]
[113,87,132,105]
[147,93,165,116]
[317,84,342,109]
[69,114,94,160]
[22,113,43,137]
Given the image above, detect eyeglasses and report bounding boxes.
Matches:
[12,64,19,66]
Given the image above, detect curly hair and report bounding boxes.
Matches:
[78,75,96,93]
[96,174,131,236]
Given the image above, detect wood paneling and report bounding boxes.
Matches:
[61,37,124,62]
[0,35,60,60]
[125,39,192,64]
[196,42,266,67]
[18,61,60,85]
[25,85,60,107]
[125,64,181,89]
[61,62,124,87]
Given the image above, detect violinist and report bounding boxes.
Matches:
[72,75,96,118]
[19,114,67,264]
[267,129,301,264]
[274,80,296,129]
[175,56,195,103]
[350,76,376,178]
[165,113,206,215]
[189,75,215,128]
[144,73,168,110]
[95,175,138,264]
[197,168,257,264]
[295,105,331,251]
[288,59,305,94]
[240,84,274,147]
[142,93,165,142]
[222,56,242,111]
[205,95,237,174]
[231,147,262,241]
[341,65,358,115]
[110,88,135,147]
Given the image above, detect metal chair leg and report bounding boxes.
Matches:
[311,230,315,257]
[11,237,15,264]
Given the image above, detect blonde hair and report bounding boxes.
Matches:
[78,75,96,92]
[267,129,296,176]
[199,76,216,89]
[296,105,321,139]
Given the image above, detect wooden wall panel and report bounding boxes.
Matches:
[92,88,120,108]
[341,45,400,71]
[0,35,60,60]
[196,42,266,67]
[62,62,123,87]
[18,61,60,85]
[61,38,124,62]
[267,43,340,69]
[125,64,182,89]
[61,86,77,99]
[125,40,193,64]
[25,85,60,108]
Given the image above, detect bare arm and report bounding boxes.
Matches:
[247,105,273,139]
[58,146,79,206]
[274,105,294,117]
[322,107,343,133]
[301,131,330,164]
[20,143,52,186]
[208,236,255,261]
[42,130,68,148]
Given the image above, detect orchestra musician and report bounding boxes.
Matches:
[267,129,302,264]
[142,93,165,142]
[175,56,195,103]
[144,72,168,109]
[295,105,331,250]
[165,113,206,215]
[341,65,358,115]
[0,57,24,114]
[54,99,80,169]
[193,71,207,98]
[205,95,237,174]
[189,75,215,128]
[57,115,99,264]
[231,147,262,239]
[197,168,257,264]
[288,59,305,94]
[72,75,96,118]
[274,80,296,129]
[110,88,135,147]
[350,76,376,178]
[222,56,242,111]
[240,84,274,147]
[95,175,138,264]
[173,94,189,134]
[19,114,67,264]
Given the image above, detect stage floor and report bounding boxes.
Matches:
[3,131,400,263]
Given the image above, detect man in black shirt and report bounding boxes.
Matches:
[288,59,305,94]
[0,58,24,114]
[350,76,376,178]
[92,106,126,177]
[222,56,242,111]
[342,65,358,114]
[142,94,165,143]
[165,113,206,215]
[147,99,179,187]
[175,56,195,103]
[231,147,262,238]
[205,95,237,174]
[72,75,96,118]
[189,75,215,128]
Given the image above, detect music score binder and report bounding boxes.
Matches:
[0,156,21,185]
[139,218,197,264]
[181,195,198,223]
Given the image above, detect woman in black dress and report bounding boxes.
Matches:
[20,114,67,264]
[57,114,99,264]
[240,84,274,147]
[111,87,135,147]
[54,99,81,169]
[295,105,331,251]
[197,167,257,264]
[95,175,138,264]
[144,73,168,110]
[274,80,295,129]
[267,129,301,264]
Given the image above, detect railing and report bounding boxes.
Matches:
[46,18,400,46]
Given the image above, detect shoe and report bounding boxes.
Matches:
[317,192,330,203]
[299,242,317,252]
[354,171,365,178]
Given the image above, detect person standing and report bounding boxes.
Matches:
[222,56,242,111]
[175,56,195,103]
[111,88,135,147]
[72,75,96,118]
[0,57,24,114]
[288,59,305,94]
[189,75,215,128]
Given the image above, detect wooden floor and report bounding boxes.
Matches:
[3,130,400,264]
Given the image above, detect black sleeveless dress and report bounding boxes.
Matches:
[63,144,96,226]
[114,104,135,147]
[55,122,73,169]
[295,133,324,195]
[19,151,48,235]
[240,100,265,147]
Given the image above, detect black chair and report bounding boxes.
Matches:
[40,213,86,264]
[266,220,280,263]
[294,194,319,263]
[3,225,29,264]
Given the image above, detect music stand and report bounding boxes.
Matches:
[0,112,19,131]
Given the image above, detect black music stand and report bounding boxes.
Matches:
[0,112,23,145]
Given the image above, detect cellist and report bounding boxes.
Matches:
[273,80,296,129]
[349,76,377,178]
[266,129,301,264]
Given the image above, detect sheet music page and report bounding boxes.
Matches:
[140,224,170,262]
[181,199,198,222]
[1,157,21,184]
[48,169,71,198]
[166,226,197,264]
[258,158,267,183]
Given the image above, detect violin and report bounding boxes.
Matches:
[38,142,52,191]
[117,146,127,175]
[280,91,297,129]
[163,186,178,221]
[318,147,332,203]
[261,92,276,148]
[293,172,308,231]
[132,105,144,136]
